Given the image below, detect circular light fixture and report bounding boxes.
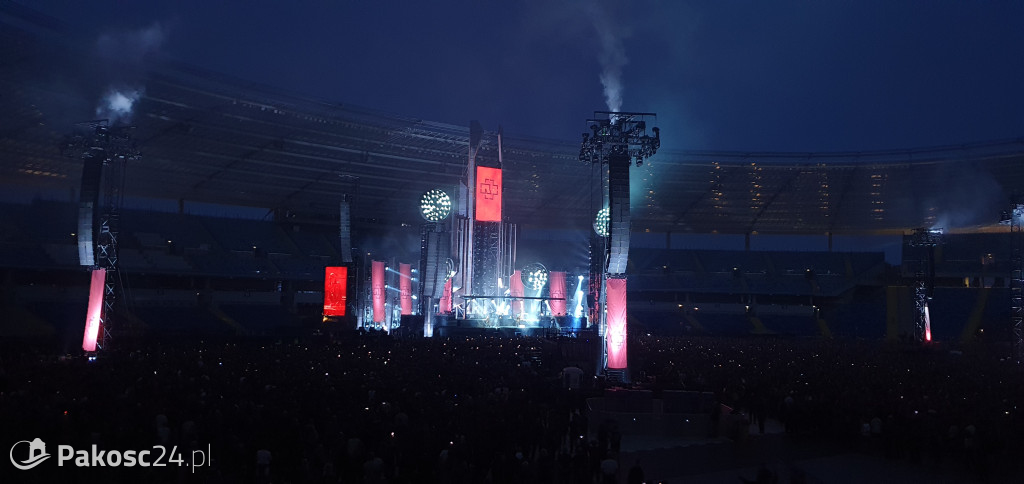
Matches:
[420,189,452,222]
[521,262,548,291]
[594,207,610,237]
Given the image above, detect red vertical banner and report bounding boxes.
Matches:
[323,266,348,317]
[549,271,567,316]
[605,277,628,369]
[372,260,385,323]
[510,270,525,317]
[475,166,502,222]
[82,268,106,352]
[438,278,453,314]
[399,263,413,315]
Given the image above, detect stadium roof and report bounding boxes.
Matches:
[4,6,1024,236]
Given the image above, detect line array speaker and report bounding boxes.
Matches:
[606,153,631,275]
[77,150,104,266]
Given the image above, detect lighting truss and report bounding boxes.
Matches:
[579,111,660,166]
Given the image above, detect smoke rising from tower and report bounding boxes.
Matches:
[93,22,166,124]
[587,4,628,113]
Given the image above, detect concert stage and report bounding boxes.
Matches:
[432,315,562,338]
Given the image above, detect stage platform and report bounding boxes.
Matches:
[431,315,591,338]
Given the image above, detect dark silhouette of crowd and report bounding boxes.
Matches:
[2,332,1023,483]
[631,335,1024,481]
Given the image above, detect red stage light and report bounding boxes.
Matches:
[323,266,348,317]
[924,304,932,342]
[475,166,502,222]
[82,268,106,352]
[372,261,385,323]
[549,271,567,316]
[606,278,628,369]
[439,278,453,314]
[400,263,412,315]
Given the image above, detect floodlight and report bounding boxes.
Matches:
[420,189,452,222]
[594,207,610,237]
[521,262,548,291]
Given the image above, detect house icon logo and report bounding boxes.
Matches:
[9,438,50,470]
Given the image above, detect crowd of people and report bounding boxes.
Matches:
[631,335,1024,480]
[2,331,1023,483]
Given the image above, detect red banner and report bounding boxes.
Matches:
[475,166,502,222]
[372,260,385,323]
[323,266,348,317]
[605,277,628,369]
[438,278,453,314]
[82,268,106,352]
[510,270,525,317]
[549,271,567,316]
[399,263,412,315]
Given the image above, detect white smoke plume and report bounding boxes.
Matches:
[96,87,143,124]
[587,4,629,113]
[93,23,166,124]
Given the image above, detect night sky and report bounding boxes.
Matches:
[18,0,1024,152]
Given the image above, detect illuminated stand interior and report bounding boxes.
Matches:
[64,121,140,353]
[579,112,660,382]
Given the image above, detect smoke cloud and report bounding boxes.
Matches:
[924,162,1004,230]
[93,23,166,124]
[96,87,143,124]
[587,4,629,113]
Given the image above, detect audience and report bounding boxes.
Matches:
[1,331,1022,483]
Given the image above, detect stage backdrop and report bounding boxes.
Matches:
[606,277,628,369]
[549,271,567,316]
[372,260,385,323]
[475,166,502,222]
[323,266,348,317]
[400,263,413,315]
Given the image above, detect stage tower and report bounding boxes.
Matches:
[579,112,660,381]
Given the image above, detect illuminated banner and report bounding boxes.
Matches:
[549,271,567,316]
[606,277,628,369]
[439,278,453,314]
[510,270,525,316]
[399,263,413,315]
[475,166,502,222]
[82,268,106,352]
[323,266,348,317]
[372,260,385,323]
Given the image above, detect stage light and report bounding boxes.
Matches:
[420,189,452,222]
[521,262,548,291]
[578,275,584,281]
[594,207,610,237]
